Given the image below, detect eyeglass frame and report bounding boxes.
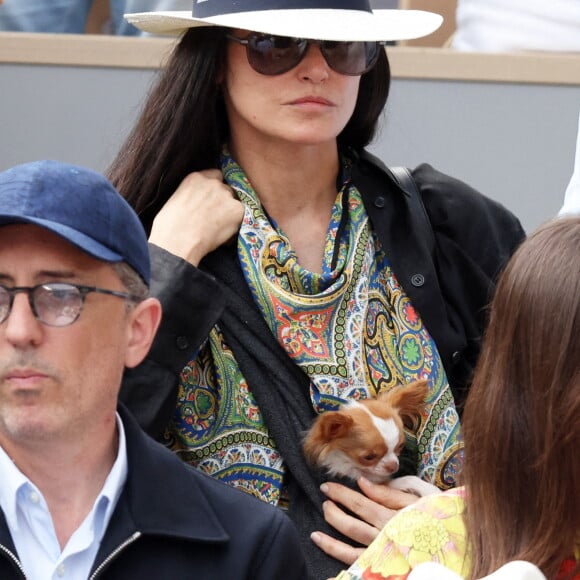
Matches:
[0,282,141,328]
[226,32,385,77]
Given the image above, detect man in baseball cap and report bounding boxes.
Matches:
[0,160,306,579]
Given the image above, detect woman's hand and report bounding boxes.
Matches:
[149,169,245,266]
[311,476,420,565]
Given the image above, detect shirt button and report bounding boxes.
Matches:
[452,350,462,364]
[176,336,189,350]
[29,491,40,504]
[374,196,385,208]
[411,274,425,287]
[56,563,66,577]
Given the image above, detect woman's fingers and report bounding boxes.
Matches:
[321,481,397,531]
[357,477,420,511]
[310,528,365,566]
[311,478,421,564]
[321,497,383,545]
[149,169,244,265]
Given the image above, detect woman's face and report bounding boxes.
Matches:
[222,31,362,152]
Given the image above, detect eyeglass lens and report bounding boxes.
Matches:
[0,284,84,327]
[244,34,380,76]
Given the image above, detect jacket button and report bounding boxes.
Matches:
[176,336,189,350]
[374,196,385,208]
[411,274,425,287]
[452,350,462,364]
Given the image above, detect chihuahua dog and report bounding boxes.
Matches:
[303,379,440,497]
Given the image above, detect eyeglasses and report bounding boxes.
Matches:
[226,33,383,76]
[0,283,140,327]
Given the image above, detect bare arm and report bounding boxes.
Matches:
[311,476,419,565]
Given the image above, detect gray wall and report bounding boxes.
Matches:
[1,62,579,232]
[374,79,580,231]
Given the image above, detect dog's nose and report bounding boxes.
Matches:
[382,458,399,474]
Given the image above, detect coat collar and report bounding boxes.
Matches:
[94,406,229,562]
[0,407,229,572]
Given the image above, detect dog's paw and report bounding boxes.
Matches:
[388,475,441,497]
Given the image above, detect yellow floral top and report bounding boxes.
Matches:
[336,487,580,580]
[336,488,469,580]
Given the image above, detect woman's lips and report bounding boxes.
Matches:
[289,96,334,106]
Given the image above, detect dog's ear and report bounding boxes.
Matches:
[319,412,354,440]
[385,380,429,430]
[302,411,354,462]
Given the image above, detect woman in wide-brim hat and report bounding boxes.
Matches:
[111,1,525,577]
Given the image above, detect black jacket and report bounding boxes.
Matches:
[0,407,307,579]
[120,155,526,579]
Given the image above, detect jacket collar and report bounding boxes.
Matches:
[0,408,230,572]
[94,405,229,562]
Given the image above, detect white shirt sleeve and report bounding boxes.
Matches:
[559,110,580,217]
[408,561,546,580]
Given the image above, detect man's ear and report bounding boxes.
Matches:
[124,297,162,369]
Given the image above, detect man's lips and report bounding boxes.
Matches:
[4,369,49,385]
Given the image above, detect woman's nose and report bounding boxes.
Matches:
[297,42,330,82]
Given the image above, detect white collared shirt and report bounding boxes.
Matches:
[0,414,128,580]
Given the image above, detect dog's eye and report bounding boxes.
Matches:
[360,453,378,464]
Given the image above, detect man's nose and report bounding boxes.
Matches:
[3,293,43,347]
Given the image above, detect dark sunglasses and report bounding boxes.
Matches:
[226,33,383,76]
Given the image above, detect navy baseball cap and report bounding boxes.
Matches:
[0,160,150,285]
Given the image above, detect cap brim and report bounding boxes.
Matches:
[125,9,443,41]
[0,215,123,263]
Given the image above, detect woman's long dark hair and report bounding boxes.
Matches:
[462,217,580,579]
[107,27,391,233]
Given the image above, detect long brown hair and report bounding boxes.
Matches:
[462,217,580,579]
[107,27,391,233]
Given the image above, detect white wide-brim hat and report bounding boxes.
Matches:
[126,0,443,42]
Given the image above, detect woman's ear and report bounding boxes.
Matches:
[124,297,162,369]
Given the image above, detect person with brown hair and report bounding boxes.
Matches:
[334,216,580,580]
[109,1,525,577]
